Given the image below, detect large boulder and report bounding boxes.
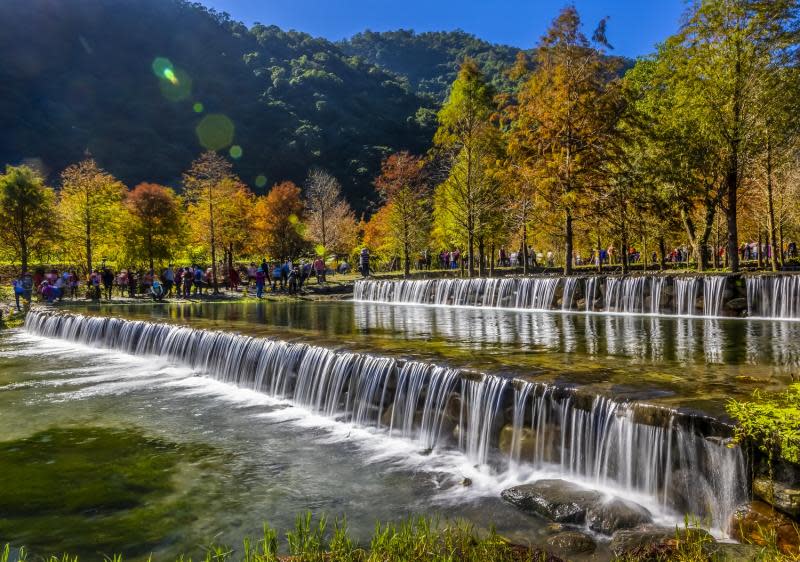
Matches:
[610,526,715,558]
[501,480,602,524]
[729,501,800,557]
[753,477,800,518]
[586,497,652,534]
[502,480,652,535]
[545,531,596,556]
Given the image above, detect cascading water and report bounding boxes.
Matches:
[24,309,750,531]
[585,277,598,312]
[508,381,747,530]
[746,275,800,319]
[673,277,700,316]
[356,275,742,319]
[354,277,561,311]
[605,277,647,314]
[650,277,665,314]
[703,276,727,317]
[561,277,579,311]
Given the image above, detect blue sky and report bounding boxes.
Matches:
[201,0,687,57]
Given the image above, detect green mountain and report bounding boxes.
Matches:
[0,0,435,208]
[339,30,525,101]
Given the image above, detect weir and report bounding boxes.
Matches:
[25,310,747,530]
[354,274,800,320]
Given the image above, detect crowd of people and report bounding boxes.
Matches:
[8,252,372,309]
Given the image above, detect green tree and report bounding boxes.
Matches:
[665,0,799,272]
[0,165,55,274]
[433,59,501,277]
[183,152,249,293]
[59,159,126,273]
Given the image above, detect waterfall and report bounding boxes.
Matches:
[650,277,665,315]
[674,278,700,316]
[746,275,800,319]
[25,310,748,527]
[356,275,797,321]
[703,277,727,318]
[561,277,579,311]
[510,381,747,530]
[605,277,647,314]
[355,278,563,310]
[585,277,598,312]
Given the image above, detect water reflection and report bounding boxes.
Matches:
[353,303,800,370]
[79,301,798,414]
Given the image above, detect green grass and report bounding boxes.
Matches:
[1,514,797,562]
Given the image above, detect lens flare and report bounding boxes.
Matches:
[229,145,243,159]
[196,114,235,151]
[151,57,173,78]
[152,57,191,101]
[255,175,267,188]
[193,102,204,113]
[163,67,178,85]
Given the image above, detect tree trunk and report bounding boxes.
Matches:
[478,237,485,276]
[766,137,778,272]
[621,233,629,275]
[596,232,603,273]
[724,163,740,273]
[228,242,234,283]
[148,231,154,271]
[522,224,529,275]
[20,236,28,276]
[564,208,573,275]
[658,236,667,271]
[757,232,763,268]
[403,241,410,277]
[468,231,475,278]
[489,243,495,277]
[86,220,92,274]
[209,186,219,294]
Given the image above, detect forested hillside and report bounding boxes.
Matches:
[339,30,524,100]
[0,0,437,208]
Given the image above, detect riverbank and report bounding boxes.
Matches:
[0,515,791,562]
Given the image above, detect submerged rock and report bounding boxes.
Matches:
[501,480,603,524]
[753,477,800,518]
[667,468,715,517]
[725,297,748,312]
[545,530,596,555]
[498,425,537,459]
[729,501,800,556]
[586,497,652,534]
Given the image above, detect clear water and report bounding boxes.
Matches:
[3,300,795,558]
[75,300,800,417]
[0,328,552,560]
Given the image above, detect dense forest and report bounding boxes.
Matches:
[0,0,487,209]
[339,30,524,100]
[2,0,799,279]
